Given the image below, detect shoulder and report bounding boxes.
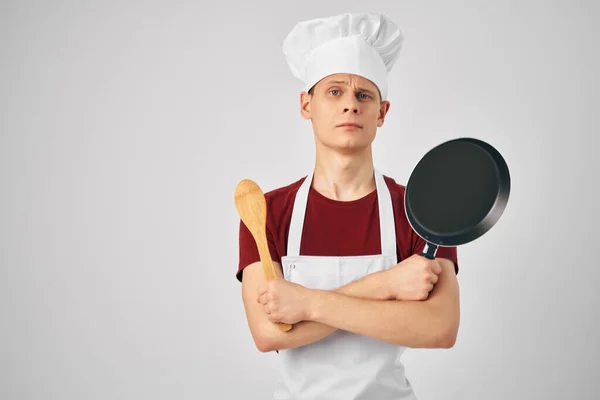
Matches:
[264,175,306,207]
[380,173,412,232]
[381,173,407,205]
[261,175,308,224]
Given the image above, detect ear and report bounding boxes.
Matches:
[300,91,311,120]
[377,100,391,127]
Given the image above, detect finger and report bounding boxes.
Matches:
[430,273,439,284]
[433,261,443,275]
[257,284,267,295]
[263,294,270,305]
[423,259,434,272]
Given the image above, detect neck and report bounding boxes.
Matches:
[311,144,376,201]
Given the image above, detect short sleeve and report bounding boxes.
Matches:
[410,230,459,275]
[236,219,280,282]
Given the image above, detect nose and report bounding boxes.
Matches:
[342,95,360,114]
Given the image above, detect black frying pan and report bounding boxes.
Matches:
[404,137,511,260]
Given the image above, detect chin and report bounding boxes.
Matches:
[329,141,372,154]
[315,130,375,152]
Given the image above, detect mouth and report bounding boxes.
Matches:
[336,123,362,128]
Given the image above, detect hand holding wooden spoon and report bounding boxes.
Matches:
[234,179,293,332]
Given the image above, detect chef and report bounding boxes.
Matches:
[236,12,460,400]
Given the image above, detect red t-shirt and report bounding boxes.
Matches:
[236,174,459,282]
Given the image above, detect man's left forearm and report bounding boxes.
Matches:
[306,259,460,348]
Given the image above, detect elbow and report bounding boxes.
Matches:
[253,331,279,353]
[437,321,459,349]
[437,331,457,349]
[255,338,273,353]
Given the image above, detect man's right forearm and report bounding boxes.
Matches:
[266,269,391,351]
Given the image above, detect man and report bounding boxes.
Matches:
[236,12,460,400]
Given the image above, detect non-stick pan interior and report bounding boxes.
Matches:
[405,138,509,246]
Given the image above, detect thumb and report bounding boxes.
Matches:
[257,283,267,295]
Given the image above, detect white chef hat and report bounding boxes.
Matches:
[282,12,404,101]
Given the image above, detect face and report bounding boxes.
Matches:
[300,73,390,154]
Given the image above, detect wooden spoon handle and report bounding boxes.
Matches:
[256,241,292,332]
[278,323,293,332]
[256,239,277,281]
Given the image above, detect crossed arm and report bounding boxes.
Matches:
[240,258,460,352]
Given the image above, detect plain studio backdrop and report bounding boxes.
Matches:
[1,1,599,399]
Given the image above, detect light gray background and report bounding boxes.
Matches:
[1,1,599,399]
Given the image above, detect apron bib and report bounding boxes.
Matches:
[274,169,417,400]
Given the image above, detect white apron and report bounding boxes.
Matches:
[274,168,418,400]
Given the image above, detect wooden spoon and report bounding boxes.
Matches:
[234,179,292,332]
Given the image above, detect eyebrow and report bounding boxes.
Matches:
[325,80,376,95]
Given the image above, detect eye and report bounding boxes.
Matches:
[358,92,371,100]
[329,89,341,96]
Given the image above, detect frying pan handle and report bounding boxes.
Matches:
[419,242,438,260]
